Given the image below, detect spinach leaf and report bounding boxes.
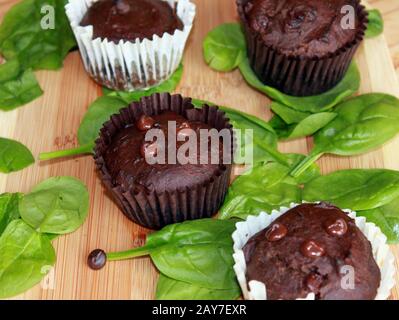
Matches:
[77,97,127,147]
[366,9,384,38]
[40,65,183,161]
[219,162,301,220]
[285,153,321,185]
[270,102,313,124]
[203,23,360,113]
[107,219,238,290]
[239,57,360,113]
[156,274,240,300]
[103,63,183,103]
[0,193,22,236]
[0,59,43,111]
[0,137,35,173]
[0,219,56,299]
[19,176,89,234]
[291,93,399,177]
[39,96,126,160]
[191,99,288,165]
[302,169,399,211]
[358,196,399,244]
[270,112,337,140]
[0,0,76,71]
[203,23,246,72]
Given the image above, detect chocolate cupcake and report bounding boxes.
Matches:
[94,93,234,229]
[232,203,395,300]
[237,0,368,96]
[65,0,195,90]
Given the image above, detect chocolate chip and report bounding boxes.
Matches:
[265,222,288,242]
[141,141,158,158]
[88,249,107,270]
[179,121,191,130]
[325,218,348,237]
[305,272,323,292]
[137,115,155,131]
[300,240,325,258]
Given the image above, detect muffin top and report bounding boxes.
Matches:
[243,202,381,300]
[103,111,227,194]
[243,0,362,57]
[80,0,184,42]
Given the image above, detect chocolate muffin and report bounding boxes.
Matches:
[103,111,227,194]
[66,0,195,91]
[237,0,368,96]
[243,203,381,300]
[80,0,184,42]
[94,93,233,229]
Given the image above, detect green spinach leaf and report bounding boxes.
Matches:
[103,63,183,103]
[203,23,246,72]
[0,137,35,173]
[0,219,56,299]
[366,9,384,38]
[239,57,360,113]
[291,93,399,177]
[270,112,337,140]
[19,176,89,234]
[0,193,22,236]
[107,219,238,290]
[358,196,399,244]
[285,153,321,185]
[0,0,76,71]
[270,102,313,124]
[0,59,43,111]
[219,162,301,220]
[156,274,240,300]
[39,96,126,160]
[302,169,399,211]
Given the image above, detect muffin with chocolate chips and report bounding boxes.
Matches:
[94,93,233,229]
[236,0,368,96]
[65,0,196,90]
[237,203,385,300]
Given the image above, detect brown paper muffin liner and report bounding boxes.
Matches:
[236,0,368,97]
[94,93,233,229]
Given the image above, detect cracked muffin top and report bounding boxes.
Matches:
[243,202,381,300]
[243,0,362,57]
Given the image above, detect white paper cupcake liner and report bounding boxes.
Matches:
[65,0,196,91]
[232,202,396,300]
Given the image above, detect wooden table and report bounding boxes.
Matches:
[369,0,399,79]
[0,0,399,300]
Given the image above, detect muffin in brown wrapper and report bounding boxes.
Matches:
[237,0,368,97]
[94,93,233,229]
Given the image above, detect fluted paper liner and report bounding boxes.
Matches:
[65,0,196,91]
[232,202,396,300]
[236,0,368,96]
[94,93,233,229]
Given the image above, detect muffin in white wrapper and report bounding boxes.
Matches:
[232,202,396,300]
[65,0,196,90]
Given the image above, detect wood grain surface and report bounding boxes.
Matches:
[0,0,399,300]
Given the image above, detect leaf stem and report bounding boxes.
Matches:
[290,151,324,178]
[106,246,152,261]
[39,143,94,161]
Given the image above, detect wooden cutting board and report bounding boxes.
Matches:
[0,0,398,300]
